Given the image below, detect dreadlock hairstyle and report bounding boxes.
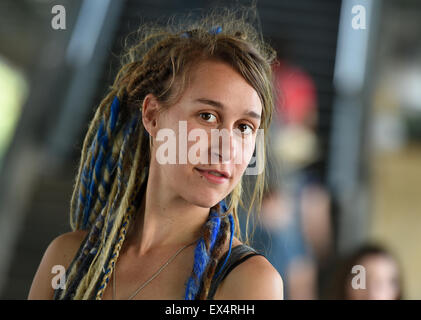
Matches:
[54,4,277,300]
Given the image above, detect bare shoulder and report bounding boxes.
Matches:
[50,230,88,263]
[41,230,88,270]
[27,230,88,300]
[214,240,284,300]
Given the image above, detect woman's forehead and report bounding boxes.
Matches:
[184,60,262,114]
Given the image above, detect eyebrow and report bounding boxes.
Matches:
[194,98,261,120]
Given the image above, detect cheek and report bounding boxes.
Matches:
[228,139,255,187]
[234,137,256,169]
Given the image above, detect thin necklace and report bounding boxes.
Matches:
[112,240,197,300]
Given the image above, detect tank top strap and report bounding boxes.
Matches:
[207,244,264,300]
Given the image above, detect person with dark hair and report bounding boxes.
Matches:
[28,6,283,300]
[328,243,403,300]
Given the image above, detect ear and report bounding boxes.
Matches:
[142,93,160,138]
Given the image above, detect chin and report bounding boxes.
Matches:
[186,192,222,209]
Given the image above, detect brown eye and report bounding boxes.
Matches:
[238,123,253,135]
[199,112,217,123]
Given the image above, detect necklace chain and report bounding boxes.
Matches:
[112,240,197,300]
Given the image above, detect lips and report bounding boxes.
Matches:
[194,168,230,184]
[195,168,231,178]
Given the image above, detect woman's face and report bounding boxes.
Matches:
[147,59,263,208]
[346,254,401,300]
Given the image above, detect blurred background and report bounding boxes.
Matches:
[0,0,420,299]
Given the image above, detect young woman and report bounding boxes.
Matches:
[328,243,403,300]
[28,7,283,300]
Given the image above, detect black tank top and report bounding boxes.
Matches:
[207,244,264,300]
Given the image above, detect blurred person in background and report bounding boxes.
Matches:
[328,243,403,300]
[246,58,333,299]
[272,58,332,267]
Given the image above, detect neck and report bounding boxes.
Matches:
[128,169,211,256]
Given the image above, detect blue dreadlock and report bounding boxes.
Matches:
[184,199,235,300]
[214,210,234,279]
[180,25,222,38]
[58,95,145,299]
[82,96,120,228]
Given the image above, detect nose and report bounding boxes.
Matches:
[210,128,236,164]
